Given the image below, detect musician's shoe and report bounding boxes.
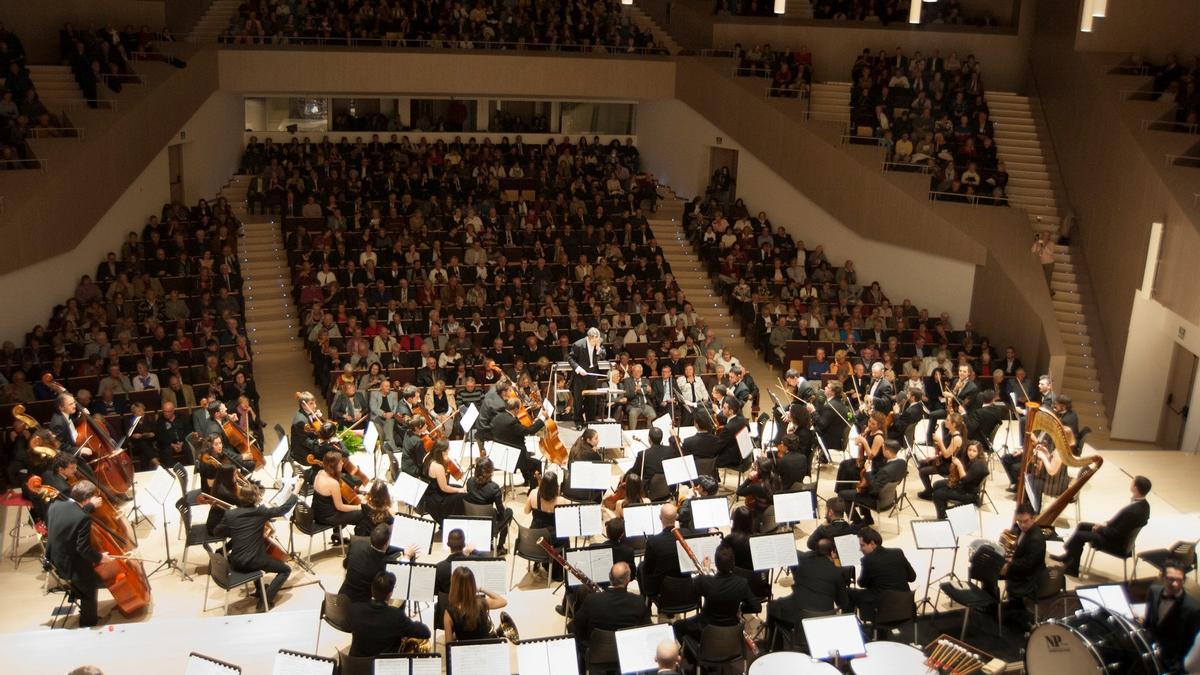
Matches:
[555,603,567,616]
[496,545,508,556]
[1005,484,1016,493]
[916,490,932,500]
[1061,566,1080,577]
[1049,553,1067,563]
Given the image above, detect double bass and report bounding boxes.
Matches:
[28,479,150,617]
[44,376,134,497]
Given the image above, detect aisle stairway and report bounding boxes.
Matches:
[626,4,682,55]
[649,191,779,396]
[188,0,241,43]
[222,175,321,436]
[808,82,850,123]
[27,64,111,113]
[988,92,1109,437]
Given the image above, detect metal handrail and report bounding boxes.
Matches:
[927,189,1005,206]
[217,35,670,55]
[27,127,84,139]
[883,160,934,174]
[1166,154,1200,168]
[47,98,118,111]
[840,133,883,145]
[1140,119,1199,135]
[0,158,48,171]
[766,85,810,99]
[1108,64,1154,76]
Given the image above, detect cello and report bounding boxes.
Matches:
[196,492,289,562]
[43,376,134,497]
[29,479,151,617]
[223,416,265,471]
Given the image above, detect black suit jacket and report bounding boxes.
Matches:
[1004,525,1046,599]
[631,443,674,480]
[567,337,600,373]
[1144,585,1200,670]
[47,500,101,587]
[806,519,858,552]
[716,415,748,466]
[813,399,850,452]
[48,411,77,450]
[776,555,849,613]
[214,495,298,569]
[572,587,650,641]
[868,458,907,495]
[1095,499,1150,552]
[347,600,432,657]
[864,377,895,410]
[859,546,915,593]
[339,539,395,603]
[682,432,722,460]
[966,403,1008,444]
[639,527,684,597]
[490,411,544,449]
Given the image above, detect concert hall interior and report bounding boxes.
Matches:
[0,0,1197,673]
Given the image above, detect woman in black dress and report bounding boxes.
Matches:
[442,566,509,643]
[421,439,466,524]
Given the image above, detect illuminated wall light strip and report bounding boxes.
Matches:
[1092,0,1107,17]
[908,0,922,24]
[1080,0,1095,31]
[774,0,786,14]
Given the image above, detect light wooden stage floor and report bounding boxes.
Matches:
[0,425,1195,674]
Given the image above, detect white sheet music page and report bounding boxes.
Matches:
[569,461,612,491]
[945,503,979,540]
[623,503,663,537]
[911,520,957,550]
[451,558,507,594]
[616,623,675,674]
[393,472,430,508]
[517,637,579,675]
[590,422,623,448]
[459,403,480,434]
[802,614,866,660]
[371,659,407,675]
[485,442,521,474]
[449,641,508,675]
[773,491,815,523]
[391,514,436,554]
[566,548,613,587]
[409,657,441,675]
[834,533,863,571]
[750,532,798,571]
[689,496,730,530]
[555,505,583,539]
[362,421,379,453]
[676,534,721,574]
[662,455,698,486]
[271,651,334,675]
[442,517,493,551]
[677,425,698,441]
[390,562,437,603]
[651,414,673,439]
[736,428,754,458]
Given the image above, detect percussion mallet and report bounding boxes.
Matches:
[925,638,950,668]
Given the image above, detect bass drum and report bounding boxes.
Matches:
[1025,608,1161,675]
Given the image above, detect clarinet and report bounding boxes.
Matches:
[672,530,759,655]
[537,537,601,593]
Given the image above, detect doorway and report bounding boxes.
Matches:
[168,144,184,204]
[1159,342,1198,449]
[708,146,738,207]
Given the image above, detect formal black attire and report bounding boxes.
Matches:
[490,410,545,488]
[214,494,299,605]
[1001,525,1046,626]
[567,337,604,425]
[838,457,906,525]
[347,599,432,657]
[931,456,989,518]
[1057,498,1150,574]
[47,499,103,626]
[673,572,760,640]
[638,527,685,598]
[338,538,398,603]
[466,478,513,550]
[571,587,651,643]
[850,544,915,620]
[1144,585,1200,673]
[805,518,858,552]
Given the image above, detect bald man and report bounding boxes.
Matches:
[638,504,686,600]
[570,562,650,644]
[655,640,682,674]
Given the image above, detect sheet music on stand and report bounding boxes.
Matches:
[1075,584,1136,620]
[677,425,698,441]
[662,455,698,486]
[834,533,863,572]
[448,439,470,466]
[802,614,867,660]
[565,547,613,587]
[459,403,480,435]
[614,457,636,475]
[268,436,290,479]
[385,560,438,603]
[143,465,178,505]
[372,653,442,675]
[443,516,494,551]
[362,421,379,454]
[651,414,673,440]
[272,649,335,675]
[688,495,731,530]
[911,519,958,550]
[772,490,816,523]
[393,472,430,508]
[555,503,603,538]
[269,477,297,507]
[624,428,651,453]
[676,533,722,574]
[623,502,665,537]
[736,428,754,458]
[516,635,580,675]
[589,422,623,448]
[451,557,508,594]
[616,623,675,674]
[568,461,612,491]
[749,532,799,571]
[186,652,242,674]
[391,512,437,555]
[448,639,509,675]
[945,503,979,540]
[483,441,521,474]
[844,424,859,454]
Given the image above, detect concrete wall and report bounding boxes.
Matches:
[637,97,976,319]
[173,90,245,204]
[1074,0,1200,62]
[0,148,169,342]
[0,0,166,63]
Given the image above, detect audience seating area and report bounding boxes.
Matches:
[808,0,1001,26]
[733,43,815,98]
[849,47,1008,205]
[219,0,666,54]
[0,26,61,169]
[683,189,998,385]
[57,23,153,105]
[0,200,252,477]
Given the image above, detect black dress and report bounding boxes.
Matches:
[448,605,493,641]
[313,489,365,528]
[422,464,464,524]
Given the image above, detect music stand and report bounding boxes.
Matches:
[116,416,150,534]
[911,519,958,615]
[143,465,188,580]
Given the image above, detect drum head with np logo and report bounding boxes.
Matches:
[1025,622,1106,675]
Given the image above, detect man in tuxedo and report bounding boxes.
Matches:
[850,526,916,620]
[347,571,433,657]
[214,481,300,611]
[838,440,906,526]
[805,497,858,552]
[861,362,895,420]
[1144,559,1200,673]
[1001,502,1046,628]
[776,431,811,488]
[715,396,748,469]
[570,562,651,645]
[772,539,850,637]
[473,378,510,442]
[965,389,1008,447]
[567,327,606,426]
[888,387,925,443]
[369,379,400,453]
[621,363,656,430]
[630,427,673,484]
[49,392,85,452]
[783,368,816,402]
[289,392,321,465]
[339,524,406,603]
[638,504,685,600]
[812,382,851,459]
[490,398,548,490]
[1051,476,1151,576]
[729,366,752,413]
[47,481,111,626]
[682,414,723,461]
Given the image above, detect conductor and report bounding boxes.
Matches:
[568,327,606,426]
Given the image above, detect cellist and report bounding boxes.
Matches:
[46,480,113,627]
[214,480,301,612]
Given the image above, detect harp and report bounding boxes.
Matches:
[1000,403,1102,553]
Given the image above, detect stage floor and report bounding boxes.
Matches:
[0,427,1194,674]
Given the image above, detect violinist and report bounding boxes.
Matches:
[196,436,240,534]
[290,391,321,464]
[465,457,513,555]
[917,412,964,499]
[214,479,301,612]
[630,427,673,485]
[46,480,112,627]
[776,432,811,489]
[399,416,429,478]
[312,450,367,546]
[714,396,748,469]
[678,475,720,533]
[888,387,925,443]
[355,480,396,537]
[805,497,859,552]
[563,429,603,502]
[836,411,885,487]
[492,397,548,491]
[203,400,255,473]
[838,440,906,526]
[420,439,466,524]
[931,441,989,519]
[397,385,421,424]
[737,457,781,528]
[811,381,851,457]
[474,379,511,442]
